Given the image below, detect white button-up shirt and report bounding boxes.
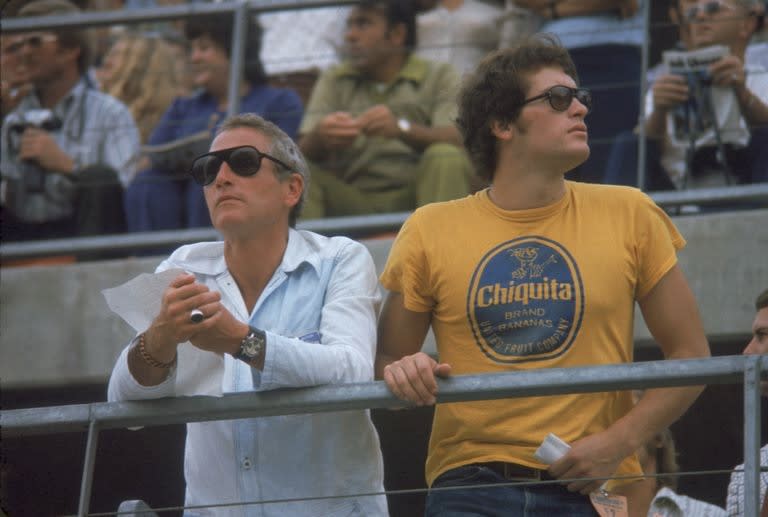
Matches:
[108,229,388,516]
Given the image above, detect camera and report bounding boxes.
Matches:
[4,109,63,193]
[6,109,62,133]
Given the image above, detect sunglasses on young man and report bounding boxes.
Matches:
[685,0,736,21]
[189,145,292,186]
[520,85,593,114]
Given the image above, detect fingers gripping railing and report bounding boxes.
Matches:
[2,355,765,516]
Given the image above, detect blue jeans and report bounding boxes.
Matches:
[425,464,598,517]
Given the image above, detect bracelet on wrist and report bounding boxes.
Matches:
[137,332,177,369]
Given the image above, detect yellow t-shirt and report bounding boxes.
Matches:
[380,182,685,487]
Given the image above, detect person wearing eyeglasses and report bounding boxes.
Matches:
[606,0,768,193]
[108,113,388,516]
[0,0,141,244]
[375,34,710,516]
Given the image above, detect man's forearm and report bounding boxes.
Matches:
[644,108,668,139]
[736,88,768,128]
[610,384,704,459]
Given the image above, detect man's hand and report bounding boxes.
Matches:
[382,351,452,406]
[144,273,222,362]
[315,111,361,150]
[187,303,249,356]
[709,55,747,91]
[18,127,75,173]
[1,81,31,115]
[548,429,629,495]
[356,104,401,139]
[651,74,689,112]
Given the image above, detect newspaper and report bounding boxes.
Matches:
[661,45,730,145]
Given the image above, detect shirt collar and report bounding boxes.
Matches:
[178,228,319,277]
[334,54,429,85]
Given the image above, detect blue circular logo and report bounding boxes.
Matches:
[467,236,584,363]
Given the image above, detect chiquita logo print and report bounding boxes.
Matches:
[467,236,584,363]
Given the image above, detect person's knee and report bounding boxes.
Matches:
[420,142,466,164]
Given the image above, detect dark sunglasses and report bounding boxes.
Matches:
[4,34,58,54]
[189,145,292,186]
[685,0,735,21]
[520,85,592,114]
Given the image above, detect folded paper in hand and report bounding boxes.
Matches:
[534,432,572,464]
[102,268,185,332]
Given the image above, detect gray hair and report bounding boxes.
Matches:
[216,113,309,227]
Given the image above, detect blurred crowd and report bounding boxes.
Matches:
[1,0,766,246]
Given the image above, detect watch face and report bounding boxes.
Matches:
[243,335,263,356]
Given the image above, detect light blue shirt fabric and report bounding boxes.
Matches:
[108,229,388,517]
[540,0,646,49]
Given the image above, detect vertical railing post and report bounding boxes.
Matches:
[77,419,101,517]
[636,0,651,190]
[743,354,762,517]
[226,1,248,117]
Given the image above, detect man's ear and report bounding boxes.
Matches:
[284,173,304,209]
[490,119,514,141]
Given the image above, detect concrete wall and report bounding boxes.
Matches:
[1,208,766,389]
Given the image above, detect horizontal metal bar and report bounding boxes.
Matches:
[3,356,764,437]
[0,212,411,260]
[2,0,358,32]
[649,183,768,207]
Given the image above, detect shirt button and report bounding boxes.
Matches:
[242,457,252,470]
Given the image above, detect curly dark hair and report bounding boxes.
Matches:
[456,33,578,182]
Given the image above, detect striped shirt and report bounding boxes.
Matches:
[726,444,768,516]
[649,487,726,517]
[0,78,140,223]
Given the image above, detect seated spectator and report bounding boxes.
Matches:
[97,32,184,143]
[725,287,768,516]
[298,0,472,219]
[605,0,768,191]
[509,0,646,183]
[614,391,727,516]
[416,0,505,76]
[0,0,141,242]
[124,12,303,233]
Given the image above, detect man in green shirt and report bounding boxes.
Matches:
[298,0,473,219]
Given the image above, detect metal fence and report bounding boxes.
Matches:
[2,355,766,516]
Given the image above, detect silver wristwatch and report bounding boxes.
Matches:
[234,326,266,365]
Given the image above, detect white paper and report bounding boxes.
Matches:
[534,432,572,464]
[103,268,225,397]
[102,268,185,332]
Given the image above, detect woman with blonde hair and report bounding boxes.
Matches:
[99,33,185,143]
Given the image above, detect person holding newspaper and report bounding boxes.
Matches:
[605,0,768,192]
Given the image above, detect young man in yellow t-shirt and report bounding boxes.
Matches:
[376,34,711,516]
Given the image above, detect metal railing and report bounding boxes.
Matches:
[3,184,768,260]
[2,355,766,516]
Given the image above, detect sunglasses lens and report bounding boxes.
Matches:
[576,90,592,112]
[191,155,221,186]
[228,147,262,177]
[549,86,573,111]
